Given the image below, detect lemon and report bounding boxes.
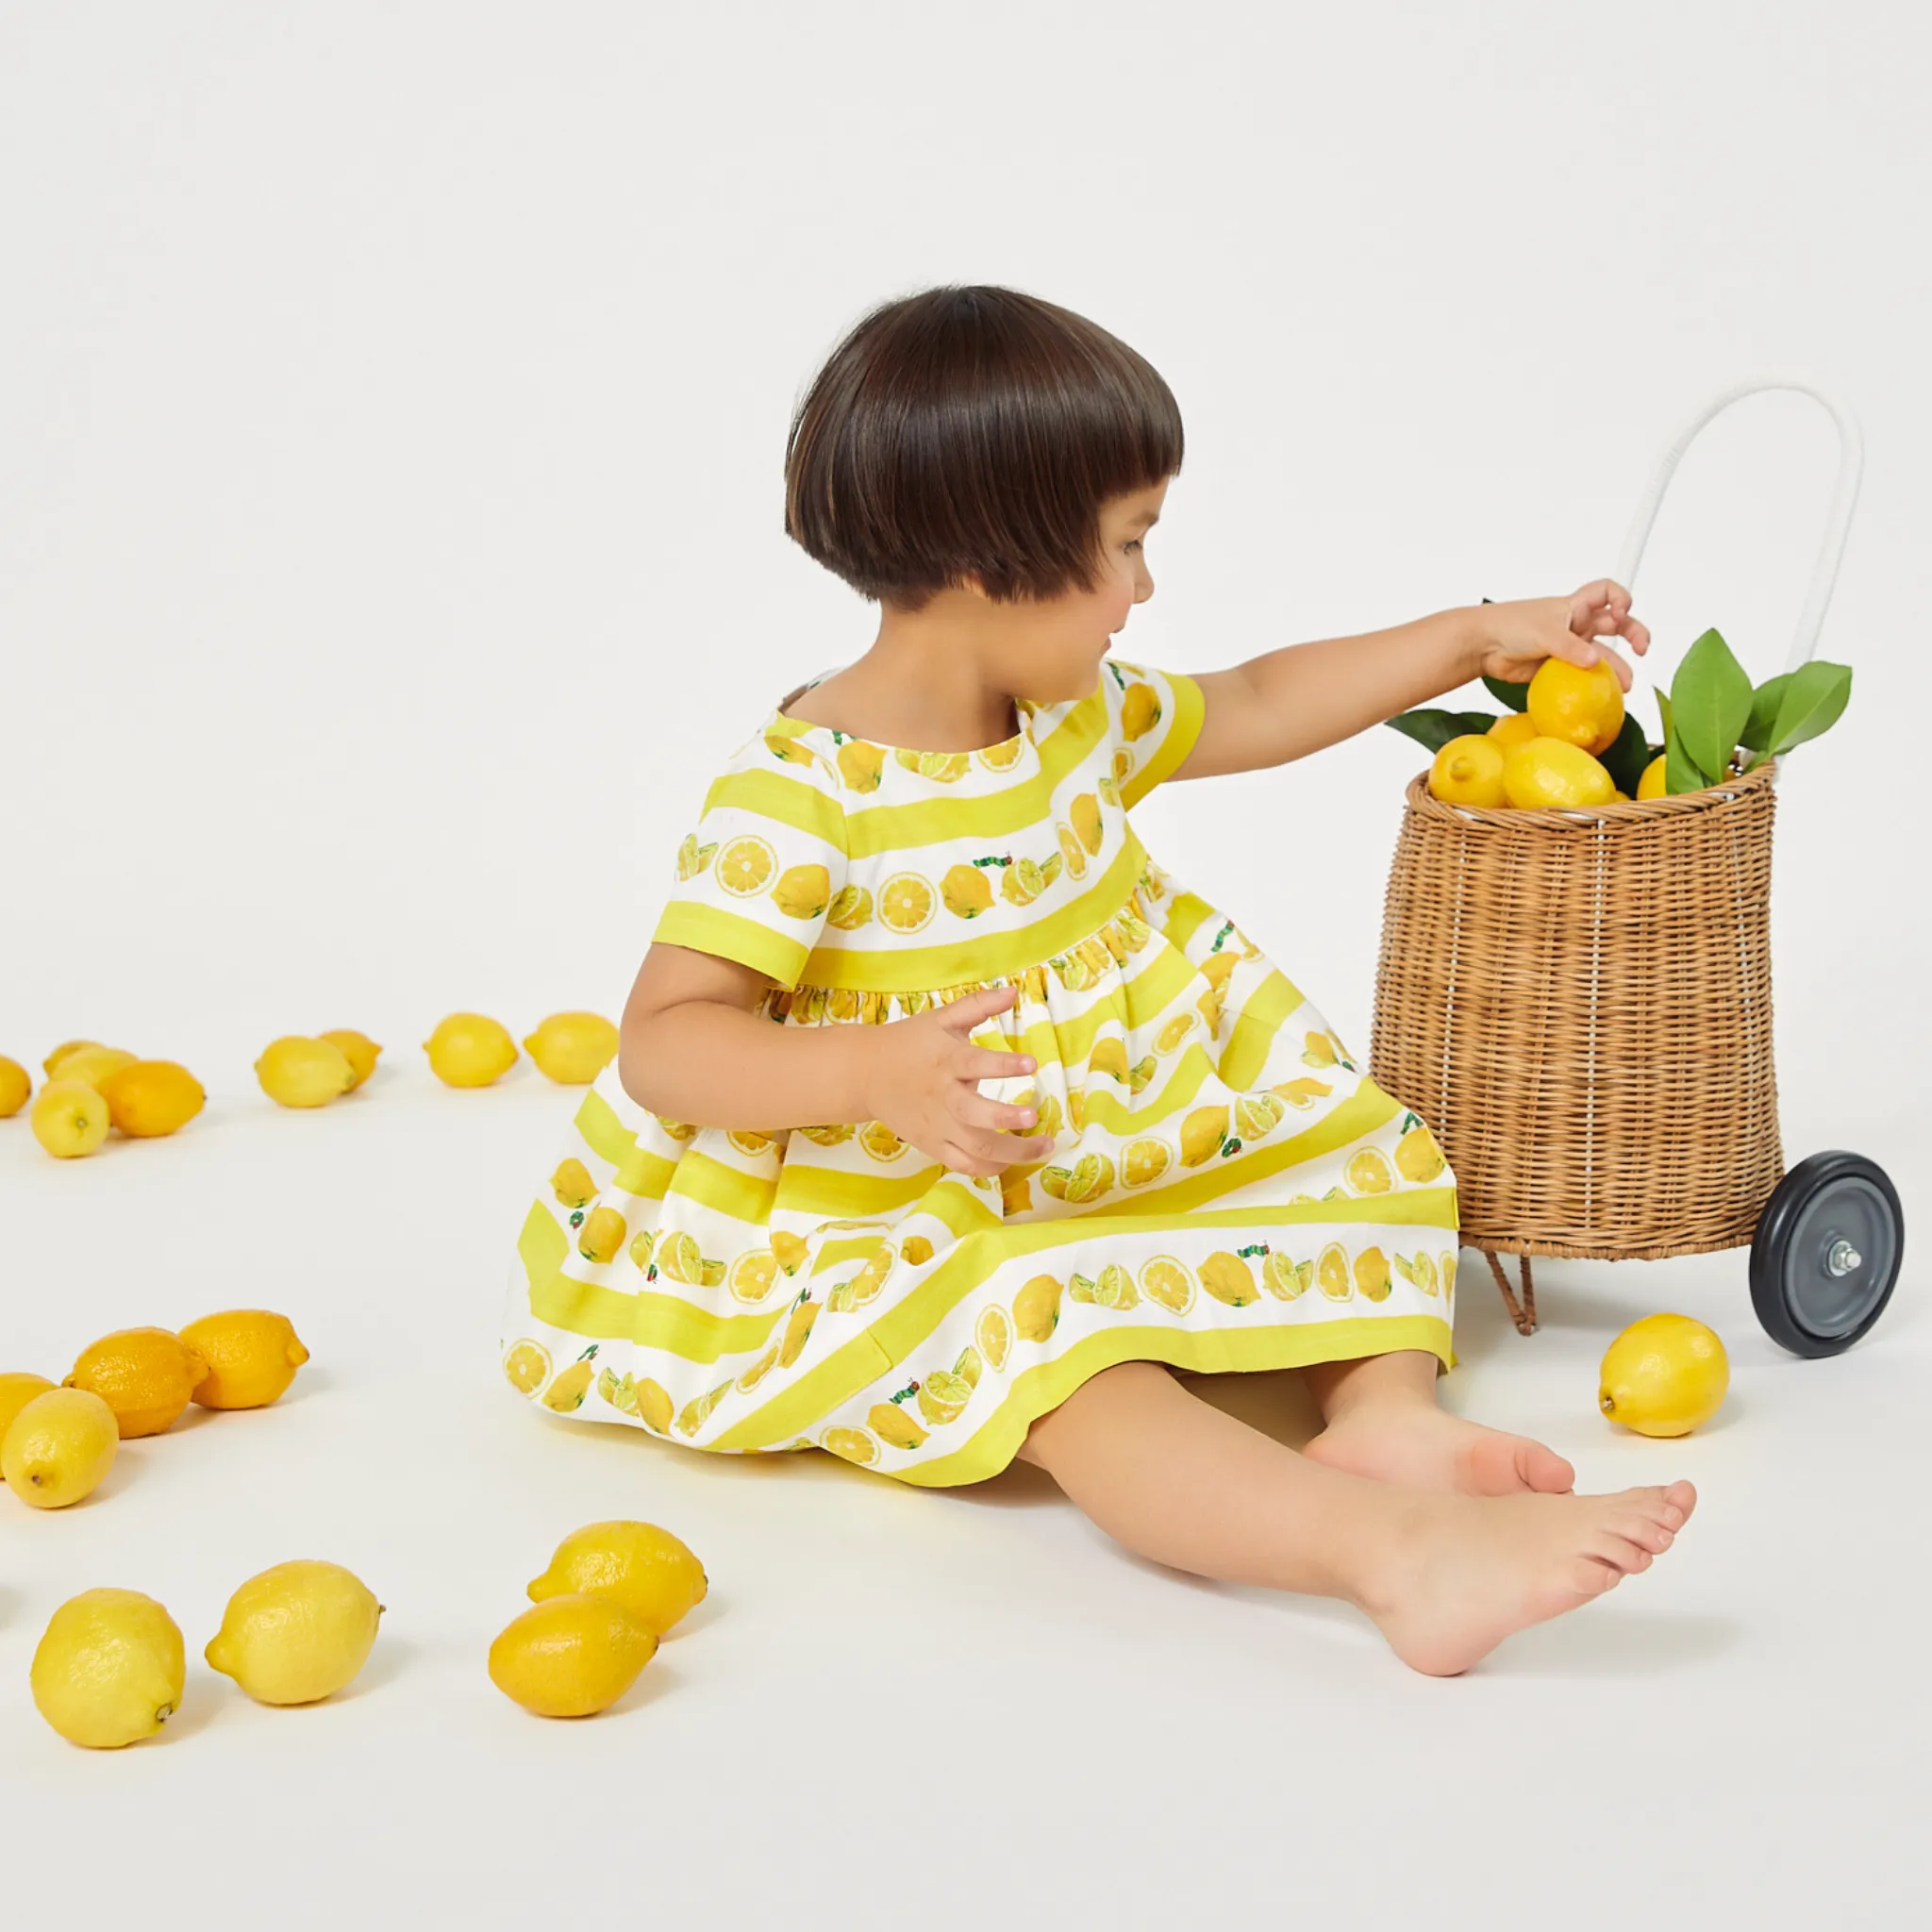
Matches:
[503,1340,552,1395]
[1264,1251,1311,1300]
[67,1327,209,1439]
[47,1043,139,1088]
[424,1013,518,1089]
[1428,735,1507,808]
[1345,1147,1396,1195]
[1598,1313,1729,1437]
[523,1011,620,1084]
[1071,792,1104,856]
[551,1158,597,1208]
[772,864,833,922]
[1039,1153,1113,1204]
[837,739,886,791]
[1121,682,1161,741]
[1139,1257,1196,1313]
[29,1078,111,1158]
[0,1370,56,1438]
[771,1228,810,1274]
[1527,656,1624,754]
[489,1594,658,1718]
[1270,1076,1334,1109]
[1235,1092,1286,1140]
[1317,1242,1353,1301]
[1122,1138,1174,1189]
[878,872,937,935]
[1487,710,1541,750]
[3,1388,119,1507]
[1355,1247,1392,1301]
[1012,1274,1063,1343]
[977,735,1026,773]
[727,1248,780,1304]
[976,1306,1013,1369]
[1395,1122,1447,1183]
[526,1520,708,1636]
[902,1235,935,1265]
[1198,1252,1258,1307]
[176,1310,309,1409]
[1636,754,1668,800]
[1302,1030,1341,1069]
[317,1028,383,1089]
[916,1369,974,1425]
[32,1590,185,1748]
[257,1035,358,1107]
[1180,1105,1229,1168]
[42,1038,101,1076]
[823,1425,879,1466]
[1070,1263,1139,1311]
[675,834,718,880]
[826,885,874,929]
[1056,824,1089,882]
[0,1055,32,1117]
[777,1297,821,1368]
[938,862,994,921]
[1502,736,1616,809]
[204,1560,383,1705]
[735,1346,780,1393]
[97,1059,206,1137]
[1156,1013,1197,1055]
[869,1400,927,1450]
[635,1378,674,1433]
[954,1345,983,1388]
[1001,858,1049,908]
[541,1351,599,1413]
[1088,1037,1130,1085]
[796,1122,855,1147]
[858,1120,909,1163]
[716,835,777,897]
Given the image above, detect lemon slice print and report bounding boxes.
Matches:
[716,836,777,897]
[503,1341,551,1395]
[916,1368,974,1425]
[1156,1013,1198,1056]
[736,1344,781,1393]
[1269,1077,1333,1109]
[1121,1138,1174,1189]
[727,1249,780,1305]
[825,885,874,930]
[675,834,717,880]
[976,1305,1014,1369]
[795,1122,855,1146]
[1345,1148,1396,1195]
[1263,1251,1310,1300]
[1056,824,1089,881]
[822,1425,879,1466]
[1071,792,1104,856]
[1234,1093,1286,1140]
[1139,1257,1196,1313]
[1038,1153,1114,1205]
[858,1121,909,1163]
[1317,1242,1353,1301]
[976,737,1026,773]
[879,872,937,935]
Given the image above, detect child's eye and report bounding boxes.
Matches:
[1124,540,1142,553]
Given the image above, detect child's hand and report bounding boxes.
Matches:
[858,986,1055,1178]
[1476,580,1652,689]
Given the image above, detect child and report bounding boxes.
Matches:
[500,283,1694,1676]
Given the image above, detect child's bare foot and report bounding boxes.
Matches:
[1358,1479,1698,1676]
[1305,1402,1576,1496]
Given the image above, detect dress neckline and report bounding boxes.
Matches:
[771,667,1035,761]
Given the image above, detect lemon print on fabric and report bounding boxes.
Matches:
[826,885,873,930]
[1199,1250,1263,1307]
[1013,1274,1063,1343]
[1395,1117,1447,1183]
[777,1296,821,1368]
[827,1241,894,1313]
[1040,1153,1114,1204]
[728,1249,780,1305]
[1121,681,1161,741]
[675,834,717,881]
[916,1367,974,1425]
[1070,1263,1139,1311]
[541,1348,599,1412]
[901,1235,935,1265]
[871,1398,928,1449]
[1056,824,1089,881]
[772,865,832,922]
[657,1232,725,1287]
[1302,1030,1346,1069]
[1440,1252,1458,1298]
[1264,1252,1313,1300]
[577,1207,627,1265]
[736,1345,780,1394]
[892,748,970,782]
[1098,774,1120,808]
[717,836,777,897]
[725,1130,774,1158]
[823,1425,880,1466]
[503,1341,551,1395]
[1355,1248,1392,1301]
[1270,1077,1334,1109]
[632,1378,674,1433]
[976,1306,1014,1370]
[1139,1256,1196,1313]
[1001,854,1059,907]
[1180,1106,1230,1168]
[551,1158,596,1208]
[771,1229,810,1274]
[656,1116,701,1142]
[837,739,886,791]
[858,1121,909,1163]
[1394,1251,1440,1295]
[1089,1037,1130,1085]
[976,736,1026,773]
[597,1366,641,1413]
[1317,1243,1354,1301]
[879,872,937,935]
[796,1122,855,1147]
[1071,792,1104,856]
[1156,1012,1197,1055]
[1234,1093,1285,1141]
[628,1229,657,1271]
[941,863,996,920]
[765,727,826,770]
[676,1378,734,1438]
[1122,1138,1174,1189]
[1346,1148,1396,1195]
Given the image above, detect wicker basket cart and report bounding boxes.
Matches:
[1368,375,1905,1356]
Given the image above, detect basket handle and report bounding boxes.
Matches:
[1614,372,1864,676]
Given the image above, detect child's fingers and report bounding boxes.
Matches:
[955,1044,1036,1083]
[939,1135,1016,1178]
[957,1091,1041,1135]
[938,985,1018,1032]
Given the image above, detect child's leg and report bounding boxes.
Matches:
[1301,1349,1577,1497]
[1014,1361,1695,1676]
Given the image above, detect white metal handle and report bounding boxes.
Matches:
[1615,372,1864,675]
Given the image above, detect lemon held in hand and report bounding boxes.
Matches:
[1526,655,1624,755]
[524,1011,621,1085]
[425,1012,519,1088]
[3,1388,119,1507]
[33,1590,186,1748]
[1599,1313,1729,1438]
[176,1310,309,1409]
[1428,735,1507,808]
[98,1059,206,1137]
[489,1594,658,1718]
[30,1079,111,1158]
[527,1521,708,1637]
[206,1561,383,1705]
[66,1327,210,1439]
[256,1035,357,1108]
[1502,738,1616,809]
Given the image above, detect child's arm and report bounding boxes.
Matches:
[618,944,1055,1178]
[1171,580,1653,781]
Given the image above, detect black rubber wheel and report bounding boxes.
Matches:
[1749,1150,1905,1357]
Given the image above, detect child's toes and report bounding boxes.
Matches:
[1519,1439,1575,1493]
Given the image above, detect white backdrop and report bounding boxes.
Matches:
[3,4,1927,1924]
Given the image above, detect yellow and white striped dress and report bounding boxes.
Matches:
[500,660,1459,1486]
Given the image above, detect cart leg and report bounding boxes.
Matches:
[1483,1250,1539,1336]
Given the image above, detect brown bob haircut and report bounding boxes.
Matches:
[783,284,1184,613]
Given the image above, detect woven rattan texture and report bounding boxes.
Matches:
[1367,761,1783,1261]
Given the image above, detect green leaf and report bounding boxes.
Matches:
[1599,713,1655,795]
[1767,659,1853,756]
[1664,719,1713,796]
[1383,708,1498,753]
[1656,687,1674,743]
[1482,675,1531,712]
[1671,628,1754,780]
[1740,673,1792,753]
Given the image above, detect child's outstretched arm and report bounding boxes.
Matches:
[1171,580,1653,780]
[619,945,1055,1177]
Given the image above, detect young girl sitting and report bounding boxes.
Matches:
[500,283,1694,1676]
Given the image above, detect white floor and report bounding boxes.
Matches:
[1,1068,1924,1929]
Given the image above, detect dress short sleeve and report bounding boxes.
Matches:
[651,719,849,988]
[1104,660,1206,808]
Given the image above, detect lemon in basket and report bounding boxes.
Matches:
[1598,1313,1729,1437]
[1637,754,1669,800]
[1428,736,1507,808]
[1526,657,1624,754]
[1487,711,1541,751]
[1502,738,1616,809]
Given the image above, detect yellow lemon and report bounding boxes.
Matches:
[954,1345,983,1389]
[902,1235,935,1266]
[635,1378,675,1433]
[577,1206,628,1265]
[796,1122,855,1147]
[42,1038,101,1076]
[1071,792,1104,856]
[489,1594,658,1718]
[870,1400,928,1450]
[503,1340,551,1396]
[1139,1257,1196,1313]
[826,884,874,929]
[206,1561,383,1706]
[1502,737,1616,809]
[1317,1242,1353,1301]
[176,1310,309,1409]
[941,864,995,920]
[523,1012,620,1084]
[527,1520,707,1636]
[1156,1012,1197,1055]
[3,1388,119,1507]
[916,1369,974,1426]
[1598,1313,1729,1437]
[1302,1030,1341,1069]
[1038,1154,1114,1205]
[32,1590,185,1748]
[735,1346,779,1394]
[1637,753,1668,800]
[879,872,937,934]
[551,1158,597,1208]
[727,1249,780,1305]
[837,739,886,791]
[1121,681,1161,741]
[977,735,1026,773]
[1001,857,1049,907]
[541,1351,599,1413]
[0,1054,30,1117]
[1345,1147,1396,1195]
[675,834,718,879]
[1441,1251,1458,1299]
[29,1079,110,1158]
[858,1120,909,1163]
[1122,1138,1174,1189]
[655,1116,700,1141]
[823,1425,879,1466]
[1056,824,1089,882]
[771,1228,810,1274]
[66,1328,209,1439]
[1428,735,1507,808]
[318,1028,383,1089]
[772,864,833,922]
[1235,1093,1286,1141]
[1012,1274,1063,1343]
[47,1044,139,1088]
[1270,1076,1334,1109]
[777,1297,821,1369]
[1199,1251,1259,1307]
[1355,1247,1392,1301]
[253,1035,356,1107]
[976,1306,1013,1369]
[654,1232,703,1284]
[1395,1122,1447,1183]
[1487,710,1541,750]
[1527,655,1624,754]
[1088,1037,1130,1085]
[716,835,777,897]
[90,1058,205,1138]
[423,1013,518,1089]
[1264,1251,1311,1300]
[1180,1105,1230,1168]
[0,1370,56,1438]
